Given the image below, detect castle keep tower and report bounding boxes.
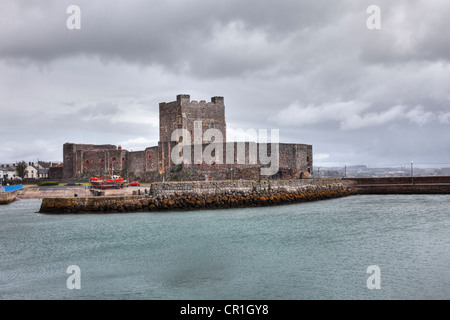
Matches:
[158,94,227,174]
[159,94,226,144]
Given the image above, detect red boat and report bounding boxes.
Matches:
[90,175,125,189]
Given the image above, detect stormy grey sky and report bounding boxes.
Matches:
[1,0,449,167]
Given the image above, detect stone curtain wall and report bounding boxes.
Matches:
[126,151,146,179]
[39,179,352,214]
[80,149,127,177]
[63,143,117,179]
[62,143,75,179]
[145,146,159,172]
[167,142,312,181]
[48,166,64,179]
[158,141,177,175]
[278,144,313,179]
[62,140,313,182]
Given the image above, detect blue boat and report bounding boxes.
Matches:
[0,184,23,204]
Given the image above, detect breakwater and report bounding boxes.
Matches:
[39,179,353,214]
[0,190,19,205]
[346,176,450,194]
[0,185,23,205]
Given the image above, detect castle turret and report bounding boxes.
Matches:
[177,94,190,105]
[211,96,224,104]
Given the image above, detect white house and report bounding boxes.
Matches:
[36,163,49,179]
[25,165,38,179]
[0,164,18,180]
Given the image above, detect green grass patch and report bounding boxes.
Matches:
[38,181,59,186]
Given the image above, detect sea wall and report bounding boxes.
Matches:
[39,179,353,214]
[346,176,450,185]
[353,184,450,194]
[0,185,23,204]
[0,190,19,204]
[346,176,450,194]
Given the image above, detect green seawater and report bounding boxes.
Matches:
[0,195,449,299]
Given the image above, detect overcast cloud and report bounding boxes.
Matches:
[1,0,449,167]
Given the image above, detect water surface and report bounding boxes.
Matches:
[0,195,449,299]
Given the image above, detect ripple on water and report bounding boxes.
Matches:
[0,196,449,299]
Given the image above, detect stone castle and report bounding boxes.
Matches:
[59,94,313,181]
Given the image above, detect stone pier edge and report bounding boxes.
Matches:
[39,179,353,214]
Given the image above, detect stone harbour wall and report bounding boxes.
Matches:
[39,179,354,214]
[0,190,19,204]
[346,176,450,194]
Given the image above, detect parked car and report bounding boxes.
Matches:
[128,181,140,187]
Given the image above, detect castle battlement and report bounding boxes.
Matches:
[162,95,224,107]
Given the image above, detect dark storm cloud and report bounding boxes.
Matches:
[2,0,450,76]
[0,0,354,77]
[1,0,450,165]
[360,0,450,64]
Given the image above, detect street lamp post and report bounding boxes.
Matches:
[230,168,233,181]
[411,161,414,184]
[344,163,347,178]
